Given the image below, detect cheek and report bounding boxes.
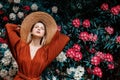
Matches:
[41,30,45,36]
[32,28,36,32]
[31,30,36,34]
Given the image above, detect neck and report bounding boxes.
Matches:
[30,38,41,47]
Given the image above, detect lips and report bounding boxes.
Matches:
[36,31,40,33]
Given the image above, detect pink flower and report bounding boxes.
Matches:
[116,36,120,43]
[0,38,7,43]
[92,34,98,42]
[95,51,105,60]
[66,47,82,61]
[108,64,114,69]
[89,48,96,53]
[55,69,60,73]
[89,33,98,42]
[23,6,30,11]
[93,67,102,78]
[105,26,114,34]
[116,5,120,11]
[110,6,119,15]
[66,48,75,59]
[73,51,82,61]
[89,33,93,40]
[82,19,90,28]
[3,16,9,21]
[73,44,81,51]
[0,10,4,15]
[101,3,109,10]
[104,53,113,62]
[91,56,101,66]
[79,32,89,41]
[57,25,61,31]
[72,18,80,28]
[87,68,92,74]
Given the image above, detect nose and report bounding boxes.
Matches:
[37,28,40,31]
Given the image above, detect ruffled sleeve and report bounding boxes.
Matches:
[5,23,20,59]
[46,30,70,64]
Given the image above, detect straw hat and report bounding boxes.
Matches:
[20,11,57,45]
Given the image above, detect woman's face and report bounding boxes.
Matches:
[31,22,45,38]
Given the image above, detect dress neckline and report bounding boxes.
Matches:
[28,44,43,61]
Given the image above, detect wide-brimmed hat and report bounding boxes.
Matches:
[20,11,57,45]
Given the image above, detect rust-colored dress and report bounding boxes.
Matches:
[5,23,70,80]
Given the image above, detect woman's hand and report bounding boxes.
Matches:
[15,25,21,36]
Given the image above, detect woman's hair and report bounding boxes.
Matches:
[26,21,47,46]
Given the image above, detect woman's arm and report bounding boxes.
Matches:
[46,30,70,64]
[5,23,20,59]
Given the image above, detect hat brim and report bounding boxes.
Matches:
[20,11,57,45]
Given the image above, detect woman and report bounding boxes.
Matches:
[5,12,70,80]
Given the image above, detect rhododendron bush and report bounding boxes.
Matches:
[0,0,120,80]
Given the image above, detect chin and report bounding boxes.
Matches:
[33,34,43,38]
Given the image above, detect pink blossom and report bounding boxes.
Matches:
[23,6,30,11]
[79,32,89,41]
[101,3,109,10]
[66,47,82,61]
[89,33,93,40]
[73,51,82,61]
[87,68,92,74]
[104,53,113,62]
[89,33,98,42]
[56,69,60,73]
[66,48,75,59]
[57,25,61,31]
[116,5,120,11]
[72,18,80,28]
[92,34,98,42]
[91,56,101,66]
[0,38,7,43]
[95,51,105,60]
[108,64,114,69]
[82,19,90,28]
[105,26,114,34]
[93,67,103,78]
[116,36,120,43]
[0,10,4,14]
[89,48,96,53]
[110,6,119,15]
[3,16,9,21]
[73,44,81,51]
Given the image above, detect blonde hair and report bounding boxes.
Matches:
[40,36,46,46]
[26,32,32,43]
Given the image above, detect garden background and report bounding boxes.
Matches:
[0,0,120,80]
